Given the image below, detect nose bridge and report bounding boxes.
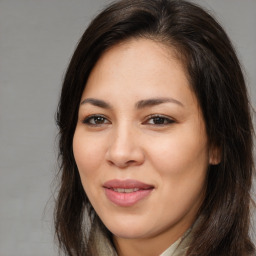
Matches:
[113,122,131,147]
[106,121,144,167]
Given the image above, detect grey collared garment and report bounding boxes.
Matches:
[92,221,194,256]
[91,222,118,255]
[160,227,193,256]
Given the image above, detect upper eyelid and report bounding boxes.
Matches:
[83,113,109,119]
[81,114,175,124]
[141,115,175,127]
[144,114,175,121]
[82,114,110,123]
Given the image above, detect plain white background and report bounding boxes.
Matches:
[0,0,255,255]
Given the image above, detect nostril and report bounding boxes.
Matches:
[126,160,137,165]
[107,159,134,168]
[105,137,145,168]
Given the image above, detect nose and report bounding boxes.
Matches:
[106,126,145,168]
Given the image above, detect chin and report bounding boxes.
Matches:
[110,228,149,239]
[104,219,151,239]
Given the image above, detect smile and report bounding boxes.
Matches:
[103,179,154,207]
[112,188,140,193]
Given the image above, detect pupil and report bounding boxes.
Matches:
[154,117,164,124]
[94,116,104,124]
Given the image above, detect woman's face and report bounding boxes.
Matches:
[73,38,211,249]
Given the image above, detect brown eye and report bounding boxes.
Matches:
[151,116,166,124]
[92,116,105,124]
[83,115,110,125]
[146,115,175,125]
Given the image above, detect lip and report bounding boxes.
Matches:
[103,179,154,207]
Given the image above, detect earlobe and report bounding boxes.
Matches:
[209,146,221,165]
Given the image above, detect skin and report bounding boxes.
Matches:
[73,38,214,256]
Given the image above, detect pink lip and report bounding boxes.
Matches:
[103,179,154,207]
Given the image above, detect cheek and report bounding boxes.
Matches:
[147,135,208,221]
[73,129,106,204]
[149,137,208,173]
[147,128,209,196]
[72,129,107,187]
[73,128,103,169]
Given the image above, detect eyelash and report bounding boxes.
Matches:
[144,114,175,126]
[82,114,175,127]
[82,114,110,126]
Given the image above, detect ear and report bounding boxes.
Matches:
[209,145,221,165]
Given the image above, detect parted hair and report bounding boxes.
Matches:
[55,0,255,255]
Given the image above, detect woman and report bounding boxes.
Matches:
[54,0,255,255]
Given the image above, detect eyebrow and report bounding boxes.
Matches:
[80,98,112,109]
[80,97,183,109]
[136,97,184,109]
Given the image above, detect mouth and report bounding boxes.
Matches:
[103,179,154,207]
[111,188,140,193]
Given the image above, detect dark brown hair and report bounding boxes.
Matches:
[55,0,255,255]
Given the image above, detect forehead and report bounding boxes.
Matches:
[83,38,193,101]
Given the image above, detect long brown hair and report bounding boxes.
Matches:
[55,0,255,255]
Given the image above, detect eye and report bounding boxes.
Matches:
[82,115,110,126]
[144,115,175,125]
